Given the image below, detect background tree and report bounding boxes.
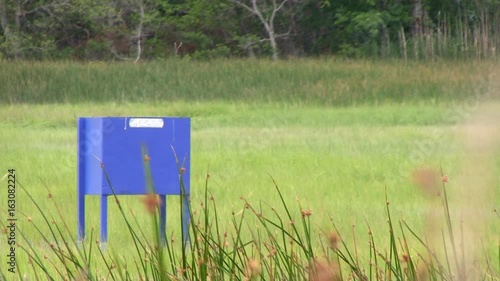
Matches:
[0,0,498,60]
[231,0,291,60]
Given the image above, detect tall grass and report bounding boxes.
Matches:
[2,163,498,280]
[395,6,500,61]
[0,59,496,105]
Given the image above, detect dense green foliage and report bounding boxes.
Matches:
[0,59,496,105]
[0,0,499,60]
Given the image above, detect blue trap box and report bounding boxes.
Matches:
[77,117,190,244]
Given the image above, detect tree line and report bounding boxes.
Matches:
[0,0,499,61]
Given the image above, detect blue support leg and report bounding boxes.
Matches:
[101,195,108,247]
[159,194,167,246]
[182,194,190,245]
[77,117,86,244]
[78,193,85,242]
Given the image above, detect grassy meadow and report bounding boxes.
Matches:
[0,59,499,280]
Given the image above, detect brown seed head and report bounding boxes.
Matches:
[180,167,186,174]
[177,268,187,275]
[142,193,162,214]
[301,209,313,217]
[412,167,440,196]
[327,231,340,250]
[401,253,410,263]
[442,175,449,183]
[417,263,429,281]
[144,154,151,163]
[267,247,277,258]
[309,259,341,281]
[245,259,261,279]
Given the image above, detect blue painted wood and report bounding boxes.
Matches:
[77,117,190,244]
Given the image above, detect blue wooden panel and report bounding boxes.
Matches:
[77,117,190,195]
[77,116,191,244]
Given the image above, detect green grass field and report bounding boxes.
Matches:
[0,59,499,280]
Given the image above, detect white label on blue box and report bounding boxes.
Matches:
[129,118,164,128]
